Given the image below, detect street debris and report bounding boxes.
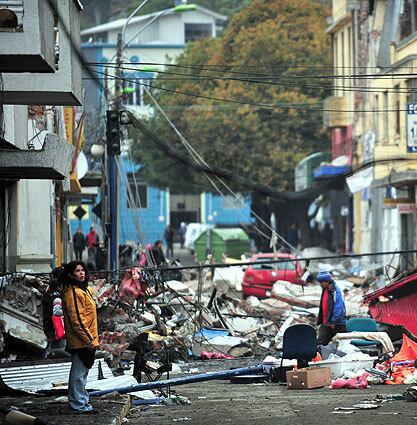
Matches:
[404,386,417,402]
[3,248,417,417]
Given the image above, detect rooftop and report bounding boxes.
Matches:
[81,6,227,36]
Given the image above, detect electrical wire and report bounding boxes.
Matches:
[90,69,417,114]
[90,61,417,81]
[90,63,417,95]
[139,85,297,252]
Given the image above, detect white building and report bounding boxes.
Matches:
[81,6,227,118]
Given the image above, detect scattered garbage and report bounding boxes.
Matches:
[331,372,369,389]
[404,386,417,402]
[3,247,417,417]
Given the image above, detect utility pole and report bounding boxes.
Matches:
[107,32,123,273]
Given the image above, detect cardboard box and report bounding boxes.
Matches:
[286,366,332,390]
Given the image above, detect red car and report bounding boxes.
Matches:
[242,253,304,299]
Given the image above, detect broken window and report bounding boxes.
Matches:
[400,0,417,40]
[407,78,417,102]
[394,84,401,135]
[127,178,148,209]
[184,23,212,42]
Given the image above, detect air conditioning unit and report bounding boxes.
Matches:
[0,0,57,72]
[0,0,83,106]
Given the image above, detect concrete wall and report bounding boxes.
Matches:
[15,180,53,272]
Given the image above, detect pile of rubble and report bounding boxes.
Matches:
[0,261,371,366]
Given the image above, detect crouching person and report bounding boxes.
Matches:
[317,270,347,346]
[59,261,99,413]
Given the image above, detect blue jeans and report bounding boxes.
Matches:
[68,352,93,411]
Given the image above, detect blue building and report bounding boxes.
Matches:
[72,7,252,247]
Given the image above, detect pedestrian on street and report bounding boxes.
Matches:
[164,224,175,258]
[59,261,99,413]
[151,240,166,266]
[86,226,99,261]
[72,228,86,261]
[316,270,347,346]
[178,222,187,249]
[42,266,67,359]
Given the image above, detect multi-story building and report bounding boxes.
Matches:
[324,0,417,267]
[0,0,83,273]
[76,6,251,248]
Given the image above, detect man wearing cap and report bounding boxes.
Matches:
[317,270,347,346]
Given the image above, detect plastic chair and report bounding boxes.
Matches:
[282,324,317,366]
[275,324,317,383]
[346,317,381,348]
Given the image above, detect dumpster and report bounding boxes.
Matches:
[194,228,250,263]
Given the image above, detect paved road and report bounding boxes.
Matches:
[170,243,196,266]
[127,379,415,425]
[125,359,416,425]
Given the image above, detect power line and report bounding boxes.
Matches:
[91,63,417,95]
[90,69,417,113]
[89,61,417,81]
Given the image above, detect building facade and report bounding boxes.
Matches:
[0,0,83,273]
[325,0,417,267]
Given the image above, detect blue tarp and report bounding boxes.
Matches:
[194,328,230,340]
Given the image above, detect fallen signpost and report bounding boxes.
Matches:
[89,364,265,397]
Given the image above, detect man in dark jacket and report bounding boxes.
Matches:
[73,228,86,261]
[164,224,175,258]
[317,270,347,346]
[151,240,166,266]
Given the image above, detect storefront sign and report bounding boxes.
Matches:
[407,103,417,152]
[346,167,373,193]
[383,198,413,206]
[397,203,417,214]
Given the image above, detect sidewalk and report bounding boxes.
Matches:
[0,394,130,425]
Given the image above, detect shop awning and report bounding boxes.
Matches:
[313,164,351,179]
[0,134,74,180]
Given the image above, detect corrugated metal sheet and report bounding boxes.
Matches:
[369,292,417,337]
[0,359,113,394]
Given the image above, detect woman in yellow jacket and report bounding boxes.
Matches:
[59,261,99,413]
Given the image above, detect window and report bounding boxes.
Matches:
[374,94,379,140]
[383,91,389,141]
[222,194,244,210]
[127,179,148,209]
[407,79,417,102]
[400,0,417,40]
[252,259,296,271]
[394,85,401,135]
[184,23,212,42]
[124,79,142,106]
[341,31,345,90]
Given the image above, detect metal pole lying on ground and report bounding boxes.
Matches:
[89,364,265,397]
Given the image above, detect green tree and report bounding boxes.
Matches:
[131,0,330,245]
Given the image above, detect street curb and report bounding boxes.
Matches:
[110,395,131,425]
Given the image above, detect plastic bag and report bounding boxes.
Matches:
[52,315,65,341]
[119,267,148,304]
[331,372,369,389]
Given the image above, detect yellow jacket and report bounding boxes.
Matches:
[61,284,99,350]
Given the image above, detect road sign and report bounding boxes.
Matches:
[407,103,417,152]
[73,206,87,220]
